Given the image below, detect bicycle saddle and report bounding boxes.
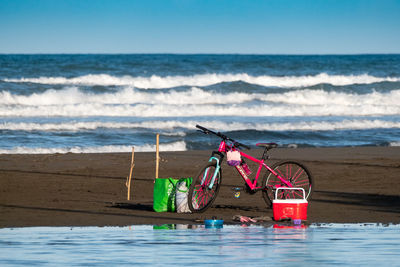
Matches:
[256,143,278,150]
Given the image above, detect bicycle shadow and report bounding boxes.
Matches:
[212,204,267,212]
[109,202,154,212]
[109,202,267,213]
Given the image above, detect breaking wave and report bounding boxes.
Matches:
[0,141,187,154]
[1,87,399,117]
[389,141,400,146]
[1,119,400,132]
[4,73,400,89]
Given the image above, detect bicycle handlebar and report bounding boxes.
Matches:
[196,124,250,150]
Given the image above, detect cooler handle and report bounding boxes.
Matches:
[275,187,306,200]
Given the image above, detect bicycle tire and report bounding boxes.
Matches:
[188,162,222,213]
[262,160,314,207]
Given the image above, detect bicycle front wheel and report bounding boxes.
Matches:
[188,162,222,213]
[262,160,314,207]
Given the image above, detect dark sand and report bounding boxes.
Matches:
[1,147,399,228]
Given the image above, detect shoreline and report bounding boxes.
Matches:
[1,146,400,228]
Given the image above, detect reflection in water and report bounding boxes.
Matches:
[153,224,199,230]
[0,224,399,266]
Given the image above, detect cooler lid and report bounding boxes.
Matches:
[273,199,308,204]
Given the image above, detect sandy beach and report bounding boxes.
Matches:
[0,147,399,228]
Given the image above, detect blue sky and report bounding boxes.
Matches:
[0,0,399,54]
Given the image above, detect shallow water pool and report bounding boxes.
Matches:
[0,224,399,266]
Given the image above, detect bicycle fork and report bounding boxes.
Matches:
[201,156,221,190]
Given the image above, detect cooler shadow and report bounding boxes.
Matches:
[313,190,400,214]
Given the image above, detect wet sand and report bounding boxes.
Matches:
[1,147,399,228]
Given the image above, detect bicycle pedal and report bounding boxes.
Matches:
[231,187,243,191]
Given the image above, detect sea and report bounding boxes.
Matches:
[1,224,400,266]
[1,54,399,154]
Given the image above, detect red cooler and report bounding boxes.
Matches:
[273,188,308,221]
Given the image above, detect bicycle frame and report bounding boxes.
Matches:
[216,140,293,191]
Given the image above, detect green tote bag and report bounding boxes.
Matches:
[153,178,180,212]
[153,177,192,212]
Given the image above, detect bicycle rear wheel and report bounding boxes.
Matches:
[262,160,314,207]
[188,162,222,213]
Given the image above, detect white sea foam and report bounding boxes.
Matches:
[1,86,399,107]
[4,73,400,89]
[0,141,187,154]
[1,119,399,132]
[263,89,400,106]
[1,87,399,117]
[0,86,254,106]
[389,141,400,147]
[1,102,398,117]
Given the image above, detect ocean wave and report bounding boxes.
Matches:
[1,86,400,110]
[0,86,255,106]
[2,119,399,132]
[2,86,400,107]
[0,141,187,154]
[1,103,399,117]
[389,141,400,146]
[4,73,400,89]
[1,88,399,117]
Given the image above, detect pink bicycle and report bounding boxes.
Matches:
[188,125,314,213]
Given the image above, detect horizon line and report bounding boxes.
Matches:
[1,52,400,56]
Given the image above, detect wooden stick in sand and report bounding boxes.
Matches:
[126,147,135,200]
[155,134,160,182]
